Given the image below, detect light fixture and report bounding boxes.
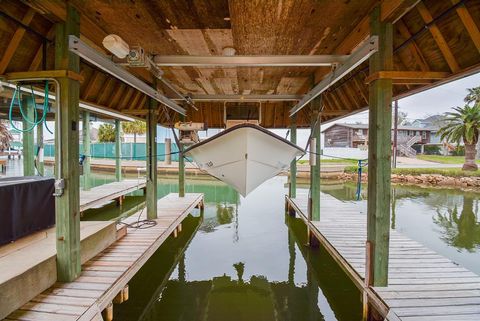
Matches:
[222,47,236,56]
[102,34,130,59]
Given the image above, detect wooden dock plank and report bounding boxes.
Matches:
[80,179,146,212]
[286,192,480,321]
[5,193,203,321]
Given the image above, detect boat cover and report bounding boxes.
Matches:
[184,124,305,196]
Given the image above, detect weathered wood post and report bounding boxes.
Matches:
[309,97,321,222]
[366,5,393,287]
[55,4,81,281]
[179,116,185,197]
[146,96,158,219]
[37,122,44,176]
[22,95,35,176]
[289,114,297,199]
[115,119,122,182]
[165,137,172,165]
[82,111,91,190]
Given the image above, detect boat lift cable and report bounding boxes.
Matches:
[117,206,157,229]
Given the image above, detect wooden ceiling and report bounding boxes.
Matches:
[1,0,480,128]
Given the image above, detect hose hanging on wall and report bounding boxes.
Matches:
[9,82,50,132]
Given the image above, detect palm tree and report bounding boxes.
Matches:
[464,86,480,105]
[122,120,146,145]
[0,121,13,151]
[98,123,116,142]
[437,104,480,171]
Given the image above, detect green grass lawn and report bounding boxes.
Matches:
[298,158,359,165]
[344,165,480,177]
[417,155,480,164]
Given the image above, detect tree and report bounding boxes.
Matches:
[122,120,146,145]
[437,104,480,171]
[0,121,13,150]
[464,86,480,105]
[98,123,115,142]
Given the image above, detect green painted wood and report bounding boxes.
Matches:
[179,115,185,198]
[82,111,91,191]
[37,122,44,175]
[115,119,122,182]
[146,97,157,219]
[309,97,321,222]
[54,4,81,282]
[22,95,35,176]
[289,114,297,199]
[367,5,393,287]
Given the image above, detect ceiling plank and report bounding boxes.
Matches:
[29,25,56,71]
[128,91,142,111]
[451,0,480,54]
[416,1,460,72]
[395,19,430,71]
[352,76,369,104]
[0,8,36,74]
[82,71,101,100]
[96,78,114,105]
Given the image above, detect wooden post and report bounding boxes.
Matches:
[54,4,81,282]
[367,5,393,287]
[179,116,185,197]
[22,95,35,176]
[146,95,158,220]
[289,114,297,199]
[309,97,321,222]
[36,122,44,175]
[82,111,91,191]
[115,119,122,182]
[165,137,172,165]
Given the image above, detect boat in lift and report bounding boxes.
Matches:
[183,123,305,197]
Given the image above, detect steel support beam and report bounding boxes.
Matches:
[146,97,158,219]
[153,55,349,67]
[68,36,186,115]
[22,95,35,176]
[289,114,297,199]
[115,119,122,182]
[172,94,302,102]
[366,6,393,288]
[290,36,378,117]
[82,111,91,190]
[54,4,81,282]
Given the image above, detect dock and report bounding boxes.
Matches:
[80,179,146,213]
[286,191,480,321]
[3,193,203,321]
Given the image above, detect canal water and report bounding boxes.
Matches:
[5,161,479,320]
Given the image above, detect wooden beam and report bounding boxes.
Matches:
[29,26,56,71]
[21,96,35,176]
[119,87,134,110]
[108,83,126,109]
[352,76,369,104]
[309,97,321,222]
[416,1,460,72]
[0,8,36,74]
[54,3,81,282]
[395,19,430,71]
[381,0,421,23]
[179,114,186,198]
[6,70,84,82]
[452,0,480,53]
[128,91,142,111]
[336,85,358,110]
[82,71,102,100]
[365,71,450,83]
[367,5,393,288]
[37,120,44,175]
[96,78,114,105]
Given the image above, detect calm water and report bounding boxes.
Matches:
[4,160,480,319]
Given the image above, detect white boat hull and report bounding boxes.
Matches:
[184,124,305,196]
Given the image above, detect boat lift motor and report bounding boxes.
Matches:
[174,122,206,145]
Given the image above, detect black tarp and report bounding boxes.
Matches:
[0,176,55,245]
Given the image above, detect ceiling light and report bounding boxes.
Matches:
[222,47,236,56]
[102,34,130,59]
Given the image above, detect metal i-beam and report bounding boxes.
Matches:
[154,55,349,67]
[171,94,302,102]
[289,36,379,117]
[68,36,186,115]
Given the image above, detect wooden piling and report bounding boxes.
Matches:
[82,111,91,191]
[289,114,297,199]
[367,5,393,287]
[179,116,185,197]
[146,95,158,220]
[54,4,81,282]
[36,122,44,175]
[115,119,122,182]
[22,95,35,176]
[165,137,172,165]
[309,97,321,222]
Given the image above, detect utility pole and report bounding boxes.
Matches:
[392,100,398,168]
